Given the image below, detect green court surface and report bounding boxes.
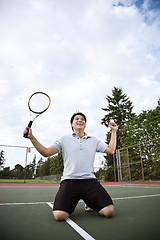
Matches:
[0,184,160,240]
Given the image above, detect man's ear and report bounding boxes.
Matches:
[71,123,74,131]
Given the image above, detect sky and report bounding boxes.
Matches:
[0,0,160,170]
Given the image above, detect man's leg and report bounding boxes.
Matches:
[53,180,80,221]
[82,179,114,217]
[99,204,114,218]
[53,210,69,221]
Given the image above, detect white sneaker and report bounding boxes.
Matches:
[84,204,94,212]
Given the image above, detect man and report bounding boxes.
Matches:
[23,112,118,221]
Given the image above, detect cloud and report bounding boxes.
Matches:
[0,0,160,169]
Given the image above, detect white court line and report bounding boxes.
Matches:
[1,194,160,239]
[66,218,95,240]
[47,202,95,240]
[0,202,47,206]
[78,193,160,203]
[0,194,160,206]
[106,185,160,189]
[112,194,160,200]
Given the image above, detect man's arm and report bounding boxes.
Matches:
[104,122,118,154]
[23,127,59,157]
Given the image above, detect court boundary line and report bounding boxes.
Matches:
[0,193,160,206]
[106,185,160,189]
[113,194,160,200]
[47,202,95,240]
[1,194,160,239]
[0,202,47,206]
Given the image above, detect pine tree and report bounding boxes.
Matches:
[0,150,5,170]
[36,158,44,176]
[101,87,135,181]
[101,86,135,148]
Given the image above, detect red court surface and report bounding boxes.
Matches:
[0,181,160,187]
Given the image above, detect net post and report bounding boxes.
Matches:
[113,153,117,182]
[139,143,144,182]
[24,147,28,183]
[126,148,131,182]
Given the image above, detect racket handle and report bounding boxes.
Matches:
[23,121,33,138]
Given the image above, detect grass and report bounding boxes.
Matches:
[0,179,59,183]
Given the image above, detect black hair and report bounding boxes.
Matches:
[70,112,87,131]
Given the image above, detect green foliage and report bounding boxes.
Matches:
[0,167,10,178]
[14,164,24,178]
[0,154,45,179]
[38,158,52,176]
[25,155,37,178]
[101,87,135,181]
[101,86,135,148]
[104,167,114,181]
[94,168,106,181]
[36,157,44,176]
[49,152,64,175]
[0,150,63,179]
[116,103,160,181]
[0,150,5,169]
[37,152,63,177]
[121,105,160,147]
[101,87,160,181]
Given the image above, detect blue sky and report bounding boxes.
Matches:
[0,0,160,169]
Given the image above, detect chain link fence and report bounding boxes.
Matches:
[115,138,160,181]
[1,138,160,182]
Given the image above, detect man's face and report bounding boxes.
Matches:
[71,114,86,131]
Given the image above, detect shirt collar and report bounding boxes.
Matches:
[72,132,91,139]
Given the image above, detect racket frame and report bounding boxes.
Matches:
[23,92,51,138]
[28,91,51,114]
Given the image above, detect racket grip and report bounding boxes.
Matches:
[23,121,33,138]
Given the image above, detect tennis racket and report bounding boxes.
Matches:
[23,92,51,138]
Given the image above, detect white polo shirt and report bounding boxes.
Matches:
[53,133,108,181]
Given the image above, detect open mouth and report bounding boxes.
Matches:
[77,123,83,126]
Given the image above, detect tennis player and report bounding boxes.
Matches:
[23,112,118,221]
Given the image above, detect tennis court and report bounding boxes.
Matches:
[0,182,160,240]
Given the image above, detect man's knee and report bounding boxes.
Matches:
[99,204,114,218]
[53,210,69,221]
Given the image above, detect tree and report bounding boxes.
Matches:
[94,168,106,181]
[120,100,160,181]
[14,164,24,179]
[38,158,53,176]
[24,155,37,179]
[36,153,63,178]
[101,87,135,148]
[0,150,5,170]
[0,167,10,178]
[27,154,36,178]
[49,152,64,175]
[36,158,44,176]
[25,164,33,178]
[101,87,135,181]
[121,99,160,147]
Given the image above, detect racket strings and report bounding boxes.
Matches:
[29,93,50,114]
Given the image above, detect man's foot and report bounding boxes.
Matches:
[84,204,94,212]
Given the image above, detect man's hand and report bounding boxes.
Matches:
[108,122,118,131]
[23,127,32,139]
[104,122,118,154]
[23,127,59,157]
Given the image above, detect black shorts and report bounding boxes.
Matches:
[53,179,113,215]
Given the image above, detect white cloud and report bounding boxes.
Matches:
[0,79,10,95]
[0,0,160,169]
